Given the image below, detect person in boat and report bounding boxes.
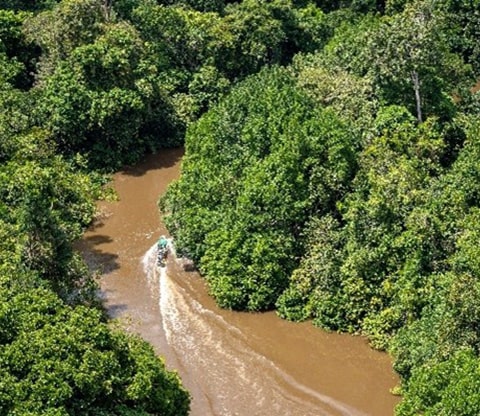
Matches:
[157,235,168,250]
[157,235,168,266]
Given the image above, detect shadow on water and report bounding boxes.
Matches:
[87,217,107,232]
[182,261,197,273]
[121,148,184,178]
[99,289,129,317]
[76,234,120,275]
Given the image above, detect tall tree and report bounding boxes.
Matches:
[23,0,105,81]
[367,0,471,122]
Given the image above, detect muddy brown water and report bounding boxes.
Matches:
[78,148,400,416]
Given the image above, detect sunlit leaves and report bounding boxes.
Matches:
[278,106,450,343]
[294,54,378,134]
[163,66,357,310]
[396,348,480,416]
[23,0,105,79]
[366,0,471,121]
[0,288,190,415]
[34,19,179,168]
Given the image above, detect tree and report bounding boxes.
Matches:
[293,51,378,134]
[34,19,181,168]
[278,106,447,345]
[0,0,59,11]
[222,0,286,78]
[0,129,100,296]
[0,9,37,89]
[0,287,190,415]
[23,0,106,81]
[161,66,357,310]
[367,0,471,122]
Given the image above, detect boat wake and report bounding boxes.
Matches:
[141,243,158,287]
[141,244,367,416]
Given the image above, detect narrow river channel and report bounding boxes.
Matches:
[78,148,400,416]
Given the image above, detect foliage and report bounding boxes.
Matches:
[313,0,379,13]
[20,0,335,169]
[161,66,357,310]
[3,0,480,413]
[277,107,446,338]
[0,0,59,11]
[292,51,378,134]
[0,9,37,88]
[388,116,480,412]
[0,126,190,415]
[159,0,226,12]
[221,0,290,76]
[0,287,190,415]
[23,0,106,80]
[0,128,101,297]
[0,3,192,407]
[446,0,480,76]
[396,348,480,416]
[367,0,471,122]
[32,18,182,168]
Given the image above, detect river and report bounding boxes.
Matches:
[78,148,400,416]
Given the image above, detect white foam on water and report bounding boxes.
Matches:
[142,244,368,416]
[142,239,174,289]
[141,243,158,289]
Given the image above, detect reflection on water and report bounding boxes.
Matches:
[80,148,400,416]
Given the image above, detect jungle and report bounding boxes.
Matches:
[1,0,480,413]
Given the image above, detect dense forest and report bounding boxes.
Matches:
[0,0,479,413]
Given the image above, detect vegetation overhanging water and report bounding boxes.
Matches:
[0,0,480,413]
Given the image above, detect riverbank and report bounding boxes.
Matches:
[79,148,400,416]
